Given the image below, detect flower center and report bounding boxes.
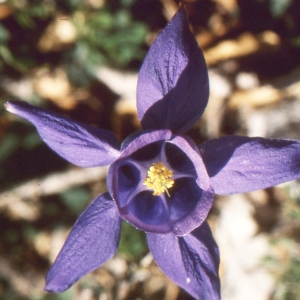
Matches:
[143,162,174,196]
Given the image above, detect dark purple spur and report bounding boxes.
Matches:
[5,5,300,300]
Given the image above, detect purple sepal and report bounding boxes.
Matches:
[147,221,220,300]
[199,135,300,195]
[5,101,120,167]
[44,193,122,293]
[137,7,209,134]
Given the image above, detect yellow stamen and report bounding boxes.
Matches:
[143,162,174,196]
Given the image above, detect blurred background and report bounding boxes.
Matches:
[1,0,300,299]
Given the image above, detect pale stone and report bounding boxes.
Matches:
[105,256,128,278]
[236,72,259,90]
[215,194,275,300]
[96,67,138,115]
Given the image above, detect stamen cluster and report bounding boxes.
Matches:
[144,162,174,196]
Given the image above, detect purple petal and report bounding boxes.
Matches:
[109,132,214,235]
[107,130,172,219]
[199,135,300,195]
[120,129,172,157]
[45,193,122,293]
[108,131,174,234]
[137,7,209,133]
[5,101,120,167]
[169,136,214,236]
[147,221,220,300]
[126,191,172,233]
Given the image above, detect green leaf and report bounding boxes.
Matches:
[0,23,9,43]
[117,221,147,261]
[0,133,19,164]
[60,187,92,215]
[269,0,293,17]
[22,132,42,150]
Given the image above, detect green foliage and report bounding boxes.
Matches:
[30,288,74,300]
[0,23,9,42]
[69,5,147,84]
[117,221,147,261]
[264,184,300,300]
[1,0,148,83]
[0,133,19,164]
[267,254,300,300]
[60,187,92,215]
[13,1,54,28]
[291,36,300,47]
[269,0,293,17]
[279,258,300,300]
[22,132,41,149]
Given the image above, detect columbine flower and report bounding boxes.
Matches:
[5,5,300,300]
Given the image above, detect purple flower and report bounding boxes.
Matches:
[5,6,300,300]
